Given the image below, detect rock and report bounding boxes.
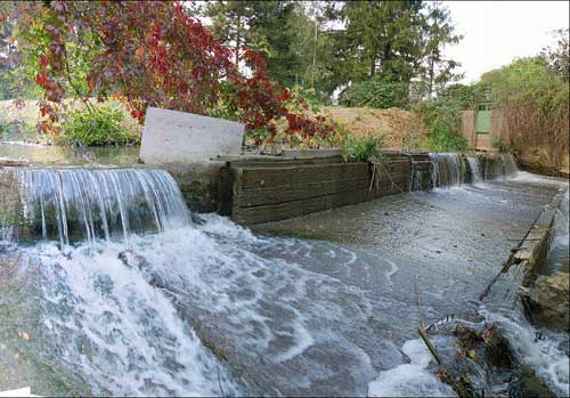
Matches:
[525,272,570,332]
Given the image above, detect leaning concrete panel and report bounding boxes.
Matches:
[140,107,245,164]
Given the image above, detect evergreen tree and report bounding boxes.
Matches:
[419,1,463,97]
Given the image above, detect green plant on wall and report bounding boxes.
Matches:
[342,134,384,162]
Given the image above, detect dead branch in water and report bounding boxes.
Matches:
[418,326,441,365]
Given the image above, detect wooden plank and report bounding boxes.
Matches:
[227,155,345,168]
[236,162,370,189]
[232,188,372,225]
[235,177,370,207]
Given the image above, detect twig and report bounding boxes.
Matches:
[418,326,441,365]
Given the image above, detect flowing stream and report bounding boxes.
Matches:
[0,156,568,396]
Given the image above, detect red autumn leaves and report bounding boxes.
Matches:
[27,0,334,143]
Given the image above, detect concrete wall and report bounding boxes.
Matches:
[140,107,245,164]
[462,110,502,152]
[462,111,476,147]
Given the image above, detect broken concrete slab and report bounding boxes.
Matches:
[140,107,245,164]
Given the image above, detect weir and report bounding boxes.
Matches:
[1,152,568,397]
[7,168,189,245]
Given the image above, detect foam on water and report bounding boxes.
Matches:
[368,339,455,397]
[27,240,240,396]
[480,307,569,397]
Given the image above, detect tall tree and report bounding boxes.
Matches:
[204,1,257,69]
[541,28,569,81]
[341,1,424,84]
[419,1,463,97]
[204,1,303,87]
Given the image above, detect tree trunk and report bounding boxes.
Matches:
[428,56,434,98]
[235,13,241,70]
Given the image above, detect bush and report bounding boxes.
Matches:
[415,96,468,152]
[61,105,139,146]
[340,77,408,109]
[481,57,569,167]
[342,134,384,162]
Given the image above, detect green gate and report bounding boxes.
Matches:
[475,103,491,134]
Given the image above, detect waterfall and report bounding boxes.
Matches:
[467,156,483,184]
[500,153,519,176]
[16,168,189,245]
[429,153,465,188]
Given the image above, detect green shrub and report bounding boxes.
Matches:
[61,105,139,146]
[340,77,408,109]
[342,134,384,162]
[415,96,468,152]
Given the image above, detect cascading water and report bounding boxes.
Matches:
[467,156,483,184]
[1,167,240,396]
[501,153,519,176]
[16,168,189,245]
[429,152,465,188]
[1,159,566,396]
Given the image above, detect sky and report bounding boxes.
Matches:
[444,1,570,83]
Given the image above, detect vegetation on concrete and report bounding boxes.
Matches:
[414,86,474,152]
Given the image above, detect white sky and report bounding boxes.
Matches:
[444,1,570,83]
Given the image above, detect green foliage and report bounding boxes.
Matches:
[61,105,139,147]
[342,134,384,162]
[480,56,569,165]
[340,77,409,109]
[540,28,569,81]
[415,97,468,152]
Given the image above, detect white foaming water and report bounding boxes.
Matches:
[480,308,569,397]
[368,339,455,397]
[17,168,189,245]
[28,240,239,397]
[24,217,382,395]
[466,156,482,184]
[430,153,464,188]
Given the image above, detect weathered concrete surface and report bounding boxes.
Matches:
[164,161,226,213]
[462,111,475,147]
[140,107,245,164]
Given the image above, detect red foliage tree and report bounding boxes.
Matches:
[17,0,334,144]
